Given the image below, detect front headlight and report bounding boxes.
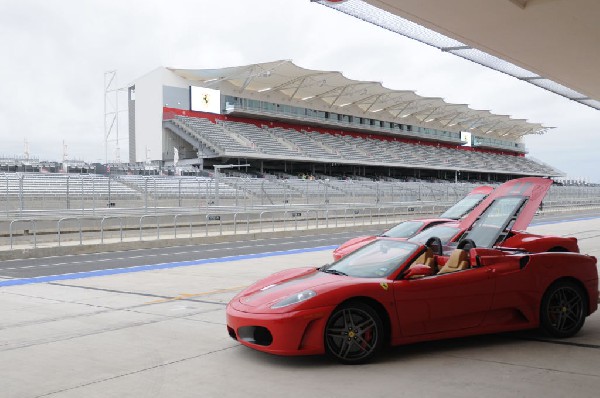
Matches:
[271,290,317,309]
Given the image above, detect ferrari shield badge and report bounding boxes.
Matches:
[380,282,389,291]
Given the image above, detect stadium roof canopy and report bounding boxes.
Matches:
[171,60,548,140]
[316,0,600,111]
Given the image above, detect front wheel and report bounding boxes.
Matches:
[324,301,383,364]
[540,280,587,338]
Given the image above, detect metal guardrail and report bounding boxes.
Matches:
[57,217,82,246]
[3,173,600,219]
[3,205,445,250]
[9,219,36,249]
[100,217,123,244]
[3,196,600,251]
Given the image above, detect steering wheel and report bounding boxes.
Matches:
[424,236,443,255]
[457,239,477,250]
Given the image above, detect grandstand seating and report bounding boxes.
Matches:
[165,115,560,176]
[174,116,259,155]
[0,174,140,198]
[221,121,301,158]
[117,175,236,198]
[271,128,341,160]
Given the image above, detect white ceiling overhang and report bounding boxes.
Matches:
[315,0,600,111]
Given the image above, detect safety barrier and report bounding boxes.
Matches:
[3,205,441,250]
[3,198,600,250]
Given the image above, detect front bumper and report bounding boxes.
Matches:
[226,301,335,356]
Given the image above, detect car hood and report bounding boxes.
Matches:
[237,267,340,308]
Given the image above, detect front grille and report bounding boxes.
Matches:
[237,326,273,346]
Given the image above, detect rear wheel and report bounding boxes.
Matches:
[325,301,383,364]
[540,280,587,338]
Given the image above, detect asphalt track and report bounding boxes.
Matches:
[1,211,598,282]
[1,212,599,397]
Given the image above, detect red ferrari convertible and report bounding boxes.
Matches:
[226,178,598,364]
[332,185,494,260]
[409,178,579,253]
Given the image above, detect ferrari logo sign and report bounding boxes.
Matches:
[190,86,221,114]
[380,282,388,291]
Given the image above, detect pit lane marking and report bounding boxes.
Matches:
[520,337,600,350]
[146,286,248,304]
[0,245,337,287]
[0,238,335,271]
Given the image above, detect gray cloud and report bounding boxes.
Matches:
[0,0,598,180]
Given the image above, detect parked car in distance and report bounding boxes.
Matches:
[332,185,493,260]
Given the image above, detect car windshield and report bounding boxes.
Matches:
[439,193,487,219]
[382,221,424,238]
[323,239,419,278]
[462,196,526,248]
[409,225,461,244]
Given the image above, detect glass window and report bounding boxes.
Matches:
[324,240,420,278]
[382,221,425,238]
[439,193,487,219]
[409,225,461,245]
[463,196,526,248]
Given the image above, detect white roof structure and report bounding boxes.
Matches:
[316,0,600,111]
[171,60,548,141]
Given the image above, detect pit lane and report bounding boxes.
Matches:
[1,216,599,397]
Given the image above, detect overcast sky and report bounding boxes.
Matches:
[1,0,598,181]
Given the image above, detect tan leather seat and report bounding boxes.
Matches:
[437,249,469,274]
[411,247,436,272]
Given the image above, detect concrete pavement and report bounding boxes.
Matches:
[1,218,599,397]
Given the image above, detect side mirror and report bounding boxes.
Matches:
[404,264,433,279]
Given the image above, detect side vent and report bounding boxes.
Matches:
[519,256,530,270]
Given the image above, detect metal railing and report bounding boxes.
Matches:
[3,173,600,219]
[3,197,599,251]
[2,205,445,250]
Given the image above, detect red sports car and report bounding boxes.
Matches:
[332,185,494,260]
[409,178,579,253]
[226,178,598,364]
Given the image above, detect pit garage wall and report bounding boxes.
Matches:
[128,67,190,163]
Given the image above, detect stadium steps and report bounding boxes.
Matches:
[259,125,299,153]
[163,120,204,151]
[167,118,227,155]
[274,129,339,160]
[299,131,340,158]
[176,116,258,156]
[217,121,259,149]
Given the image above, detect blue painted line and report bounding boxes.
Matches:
[531,215,600,227]
[0,245,338,288]
[2,214,599,288]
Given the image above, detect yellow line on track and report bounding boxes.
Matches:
[146,285,248,304]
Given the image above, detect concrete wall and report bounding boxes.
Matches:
[129,68,190,163]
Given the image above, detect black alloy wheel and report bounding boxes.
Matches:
[540,281,587,338]
[325,301,383,364]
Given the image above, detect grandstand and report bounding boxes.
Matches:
[130,60,562,183]
[164,112,557,179]
[1,174,139,198]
